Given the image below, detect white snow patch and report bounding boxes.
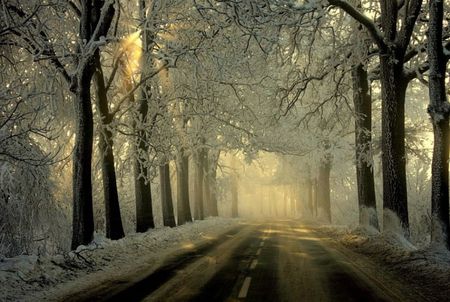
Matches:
[359,207,380,236]
[382,210,416,251]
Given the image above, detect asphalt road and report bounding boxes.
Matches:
[100,220,417,302]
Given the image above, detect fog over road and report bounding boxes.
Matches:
[79,220,419,302]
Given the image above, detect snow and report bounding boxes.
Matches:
[359,206,379,235]
[0,217,238,301]
[319,223,450,302]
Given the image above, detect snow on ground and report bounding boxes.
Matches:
[0,217,239,302]
[319,224,450,302]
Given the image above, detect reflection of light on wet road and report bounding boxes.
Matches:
[181,242,195,249]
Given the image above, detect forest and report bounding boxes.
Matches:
[1,0,450,301]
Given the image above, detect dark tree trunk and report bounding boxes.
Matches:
[177,150,192,225]
[134,157,154,232]
[206,150,219,216]
[377,0,422,236]
[428,0,450,248]
[202,153,212,217]
[193,151,205,220]
[71,0,115,249]
[159,163,176,227]
[71,72,95,250]
[317,160,331,223]
[200,148,217,217]
[352,64,379,230]
[94,58,125,240]
[379,56,409,233]
[133,91,154,232]
[331,0,423,237]
[134,0,155,232]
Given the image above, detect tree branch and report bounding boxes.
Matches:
[327,0,385,49]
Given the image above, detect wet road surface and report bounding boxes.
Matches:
[85,220,419,302]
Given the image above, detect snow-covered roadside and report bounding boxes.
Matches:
[0,217,239,302]
[318,225,450,302]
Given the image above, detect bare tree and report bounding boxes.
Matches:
[427,0,450,248]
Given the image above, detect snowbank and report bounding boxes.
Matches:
[0,217,238,301]
[319,224,450,302]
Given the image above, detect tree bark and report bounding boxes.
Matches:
[177,149,192,225]
[71,0,115,249]
[352,64,379,230]
[159,163,176,227]
[202,151,212,216]
[379,57,409,233]
[134,0,156,233]
[193,151,205,220]
[330,0,423,237]
[428,0,450,248]
[133,87,154,232]
[317,160,331,223]
[94,56,124,240]
[71,72,95,250]
[206,150,219,216]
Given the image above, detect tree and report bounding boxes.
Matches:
[327,0,423,234]
[159,163,176,227]
[317,156,332,223]
[352,64,378,229]
[176,147,193,225]
[193,138,206,220]
[93,54,125,240]
[427,0,450,248]
[70,0,116,248]
[134,0,157,232]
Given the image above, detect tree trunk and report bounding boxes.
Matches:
[193,151,205,220]
[71,72,95,250]
[352,64,379,230]
[202,153,212,216]
[331,0,422,237]
[94,60,125,240]
[292,186,298,216]
[428,0,450,248]
[177,150,192,225]
[231,174,238,218]
[379,54,409,233]
[159,163,176,227]
[317,160,331,223]
[134,160,154,232]
[206,150,219,216]
[306,178,314,217]
[134,0,155,232]
[133,90,154,232]
[67,0,116,249]
[313,178,318,217]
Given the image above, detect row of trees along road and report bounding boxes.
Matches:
[0,0,449,255]
[197,0,450,247]
[0,0,251,252]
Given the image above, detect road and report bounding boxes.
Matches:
[88,220,420,302]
